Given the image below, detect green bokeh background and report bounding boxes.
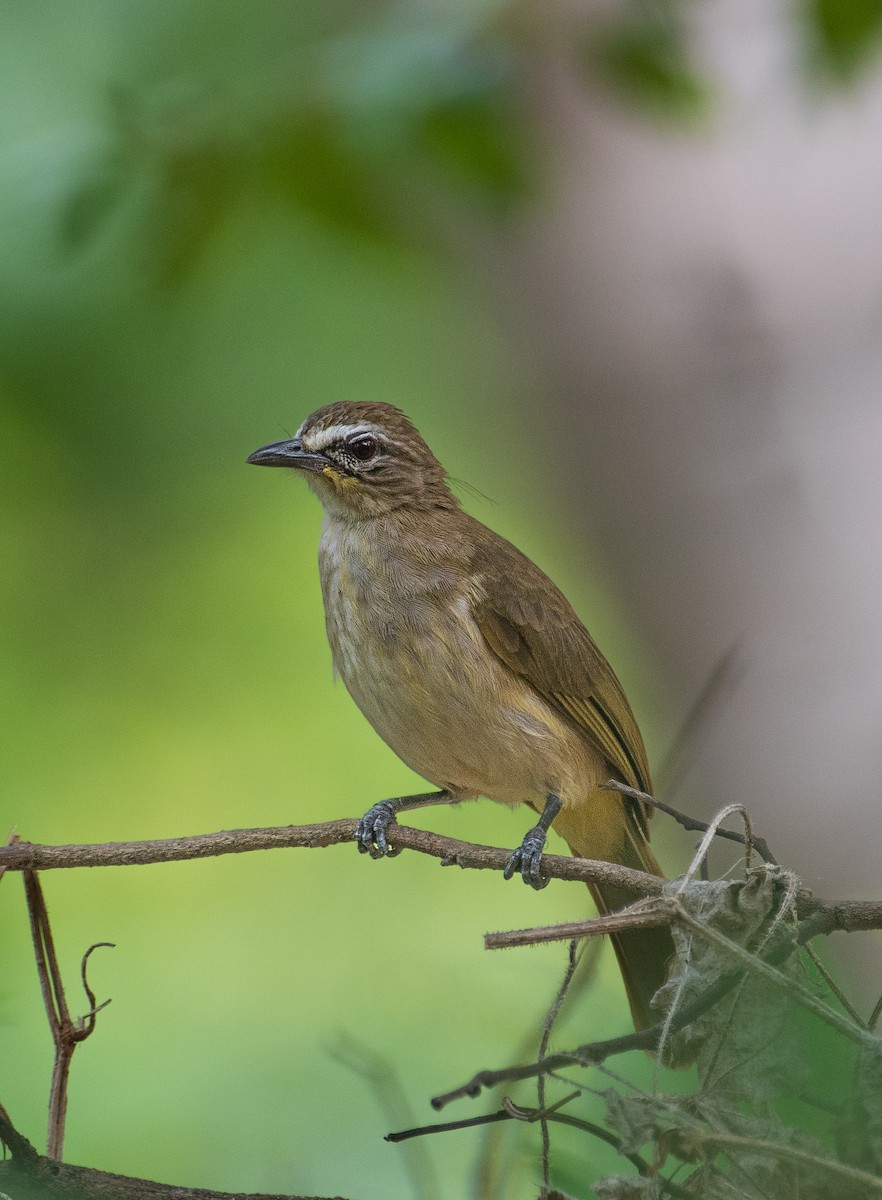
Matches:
[8,1,873,1194]
[0,4,673,1197]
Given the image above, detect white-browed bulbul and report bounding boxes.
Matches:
[248,402,673,1034]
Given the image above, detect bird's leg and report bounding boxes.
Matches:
[503,793,562,890]
[356,790,453,858]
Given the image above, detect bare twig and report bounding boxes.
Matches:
[469,937,603,1200]
[486,906,673,950]
[0,1108,39,1163]
[22,871,113,1160]
[387,1107,512,1142]
[431,906,868,1109]
[602,782,778,865]
[536,943,581,1189]
[486,890,882,953]
[388,1099,691,1198]
[803,942,867,1029]
[676,803,757,884]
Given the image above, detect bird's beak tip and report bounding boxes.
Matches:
[247,439,326,472]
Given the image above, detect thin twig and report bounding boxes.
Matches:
[485,905,673,950]
[22,871,113,1160]
[431,907,862,1109]
[602,782,778,865]
[536,943,581,1190]
[469,938,603,1200]
[870,991,882,1032]
[388,1101,691,1198]
[803,942,867,1029]
[388,1108,512,1141]
[486,890,882,953]
[676,805,756,890]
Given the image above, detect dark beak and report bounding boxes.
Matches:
[247,438,327,473]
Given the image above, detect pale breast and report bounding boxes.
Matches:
[317,517,600,805]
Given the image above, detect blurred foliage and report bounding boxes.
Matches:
[2,2,882,1199]
[589,9,712,126]
[589,0,882,124]
[802,0,882,82]
[49,0,530,287]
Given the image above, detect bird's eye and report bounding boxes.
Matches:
[349,435,378,462]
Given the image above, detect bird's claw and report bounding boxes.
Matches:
[356,800,400,859]
[503,825,549,890]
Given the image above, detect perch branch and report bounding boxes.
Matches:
[3,821,880,936]
[0,820,666,896]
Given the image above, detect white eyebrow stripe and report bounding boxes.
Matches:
[300,422,406,455]
[298,423,374,451]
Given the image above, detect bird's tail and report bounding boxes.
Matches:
[554,790,676,1037]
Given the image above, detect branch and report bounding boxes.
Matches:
[0,1115,346,1200]
[387,1099,660,1187]
[486,891,882,951]
[0,820,666,896]
[4,820,881,939]
[485,906,673,950]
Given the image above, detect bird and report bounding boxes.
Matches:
[248,402,674,1036]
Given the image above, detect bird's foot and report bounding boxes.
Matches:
[503,825,550,890]
[356,799,402,858]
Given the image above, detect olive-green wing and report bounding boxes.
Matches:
[470,527,653,814]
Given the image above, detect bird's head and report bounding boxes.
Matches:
[247,402,458,519]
